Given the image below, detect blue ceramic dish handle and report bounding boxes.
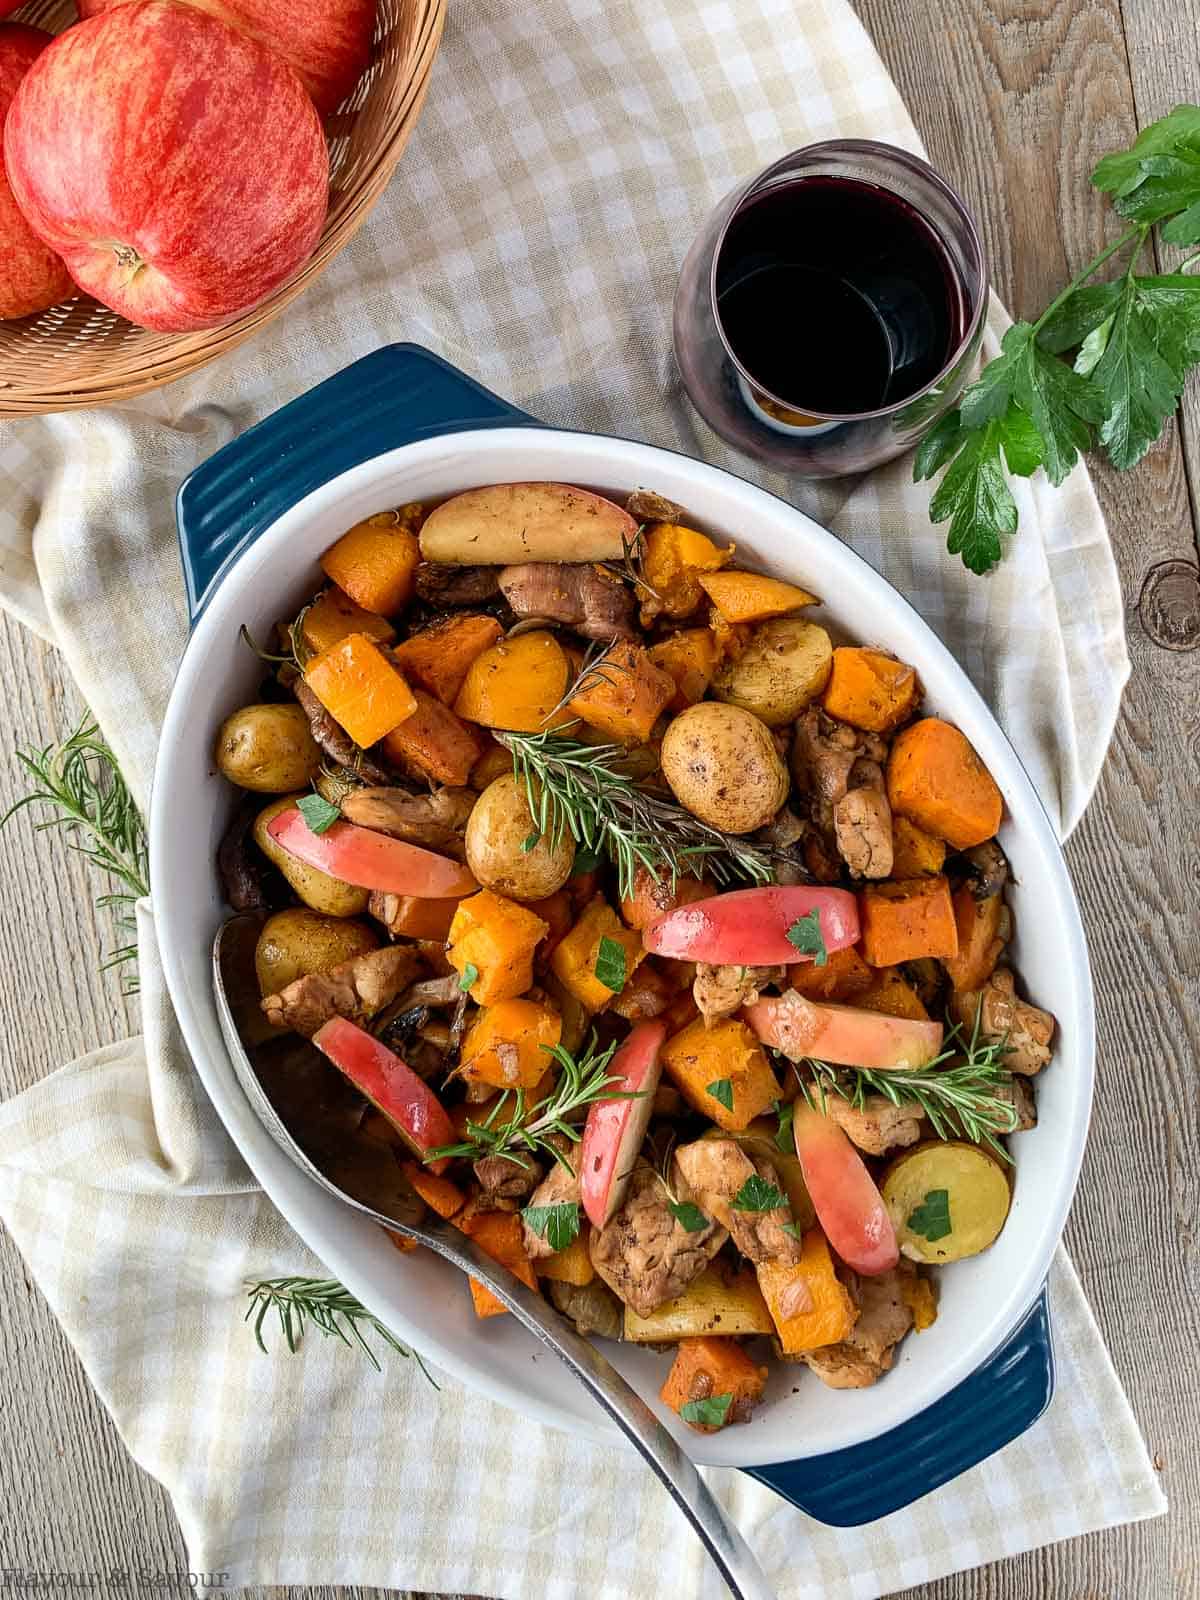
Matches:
[175,342,1056,1521]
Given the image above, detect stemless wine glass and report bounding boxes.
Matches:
[673,141,988,478]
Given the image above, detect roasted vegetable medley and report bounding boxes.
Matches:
[215,481,1057,1432]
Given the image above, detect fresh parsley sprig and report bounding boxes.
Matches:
[520,1202,581,1252]
[501,728,774,900]
[917,104,1200,573]
[424,1035,635,1172]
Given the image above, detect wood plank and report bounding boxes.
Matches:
[853,0,1200,1595]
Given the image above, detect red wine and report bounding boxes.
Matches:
[715,175,969,416]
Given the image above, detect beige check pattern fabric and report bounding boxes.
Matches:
[0,0,1158,1593]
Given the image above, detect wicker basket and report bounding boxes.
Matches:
[0,0,445,416]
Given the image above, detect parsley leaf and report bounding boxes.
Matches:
[593,935,627,994]
[679,1392,734,1428]
[520,1201,581,1253]
[906,1188,953,1243]
[296,793,340,835]
[1092,106,1200,226]
[668,1200,709,1233]
[458,962,479,993]
[732,1174,786,1213]
[924,417,1016,575]
[773,1098,795,1153]
[1037,281,1124,355]
[1092,276,1191,469]
[521,830,541,853]
[779,1220,804,1240]
[785,909,828,967]
[705,1078,734,1113]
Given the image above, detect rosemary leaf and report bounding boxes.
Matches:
[244,1276,438,1385]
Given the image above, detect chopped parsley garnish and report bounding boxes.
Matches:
[520,1202,581,1253]
[679,1393,734,1428]
[667,1200,709,1234]
[594,935,628,994]
[705,1078,734,1113]
[785,909,828,967]
[732,1175,787,1213]
[458,962,479,992]
[296,792,340,835]
[906,1188,953,1243]
[773,1098,795,1153]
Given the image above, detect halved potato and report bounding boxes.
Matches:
[622,1262,774,1342]
[255,908,380,997]
[881,1140,1011,1264]
[419,482,637,564]
[252,796,370,918]
[712,618,833,727]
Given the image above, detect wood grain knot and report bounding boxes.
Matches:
[1138,560,1200,652]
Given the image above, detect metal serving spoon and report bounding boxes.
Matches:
[213,918,776,1600]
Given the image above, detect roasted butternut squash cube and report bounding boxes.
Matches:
[786,944,875,1004]
[890,816,947,878]
[453,630,575,732]
[303,632,417,749]
[392,613,504,706]
[698,570,819,624]
[461,998,562,1089]
[380,689,484,787]
[860,876,959,966]
[550,896,645,1011]
[535,1227,596,1287]
[822,646,920,733]
[647,628,719,711]
[321,514,421,616]
[855,968,931,1021]
[567,640,675,744]
[448,889,550,1004]
[659,1337,769,1431]
[301,587,396,655]
[453,1209,539,1319]
[643,523,733,618]
[756,1229,858,1353]
[660,1016,782,1131]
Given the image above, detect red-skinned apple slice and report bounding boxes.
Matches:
[642,885,860,966]
[743,989,943,1070]
[419,483,638,566]
[267,808,478,898]
[312,1016,456,1175]
[579,1020,666,1229]
[792,1100,898,1276]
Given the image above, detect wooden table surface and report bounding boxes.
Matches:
[2,1,1198,1596]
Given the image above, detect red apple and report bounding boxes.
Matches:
[743,990,944,1070]
[267,807,478,898]
[792,1101,898,1276]
[4,3,330,332]
[76,0,375,116]
[312,1016,456,1174]
[579,1021,665,1230]
[0,2,28,17]
[0,24,73,320]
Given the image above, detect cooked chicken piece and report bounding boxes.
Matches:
[672,1139,803,1266]
[693,962,785,1024]
[801,1263,915,1389]
[261,946,423,1036]
[961,838,1009,898]
[952,967,1055,1075]
[589,1164,727,1317]
[396,973,463,1009]
[824,1092,926,1156]
[413,562,501,606]
[342,786,474,856]
[475,1151,544,1211]
[625,488,689,523]
[790,708,888,833]
[751,806,816,885]
[834,785,894,878]
[498,562,635,641]
[218,796,269,911]
[375,1001,449,1078]
[547,1276,624,1340]
[520,1136,580,1258]
[992,1073,1037,1132]
[293,679,390,782]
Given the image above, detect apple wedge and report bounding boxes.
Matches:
[267,807,478,898]
[312,1016,457,1174]
[579,1020,665,1230]
[642,885,860,966]
[419,482,638,565]
[742,990,944,1070]
[791,1101,898,1276]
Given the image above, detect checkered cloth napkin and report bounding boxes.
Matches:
[0,0,1161,1593]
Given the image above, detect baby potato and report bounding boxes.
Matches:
[465,773,575,900]
[255,908,380,997]
[215,703,321,793]
[712,619,833,728]
[660,702,788,834]
[252,795,370,917]
[881,1140,1011,1264]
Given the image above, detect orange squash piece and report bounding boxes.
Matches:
[643,523,734,618]
[855,968,931,1021]
[320,513,421,616]
[786,944,875,1003]
[860,876,959,966]
[302,587,396,655]
[943,887,1007,992]
[887,718,1003,850]
[526,889,572,959]
[453,630,574,732]
[698,570,819,624]
[303,632,417,749]
[660,1016,782,1132]
[536,1227,596,1287]
[377,894,464,941]
[453,1209,539,1319]
[659,1336,769,1431]
[890,816,947,878]
[392,613,504,706]
[549,895,645,1011]
[620,866,714,931]
[401,1162,466,1220]
[568,640,675,744]
[756,1229,859,1353]
[901,1270,939,1331]
[647,628,719,711]
[461,997,562,1089]
[822,647,919,733]
[380,688,484,787]
[448,889,550,1004]
[387,1229,420,1254]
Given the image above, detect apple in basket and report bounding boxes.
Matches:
[4,2,330,333]
[0,24,74,320]
[74,0,377,117]
[0,0,28,16]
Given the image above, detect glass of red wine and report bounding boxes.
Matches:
[674,141,987,478]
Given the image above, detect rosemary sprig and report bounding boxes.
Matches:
[244,1275,438,1383]
[426,1034,634,1173]
[798,1014,1019,1161]
[600,523,660,600]
[542,638,632,724]
[3,718,148,993]
[501,727,774,899]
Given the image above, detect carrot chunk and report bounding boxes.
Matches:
[380,688,484,786]
[392,613,504,706]
[943,887,1007,992]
